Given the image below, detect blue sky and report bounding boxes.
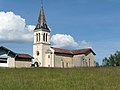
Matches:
[0,0,120,65]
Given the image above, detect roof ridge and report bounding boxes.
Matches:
[51,47,71,51]
[17,53,30,55]
[51,47,95,55]
[52,47,91,51]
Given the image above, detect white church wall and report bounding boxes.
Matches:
[44,48,55,67]
[54,54,73,68]
[50,48,55,67]
[33,28,51,67]
[73,54,85,67]
[85,52,96,67]
[45,53,52,67]
[42,44,50,67]
[33,44,43,67]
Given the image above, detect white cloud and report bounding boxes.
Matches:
[0,11,35,43]
[0,12,91,49]
[79,40,92,49]
[51,34,91,50]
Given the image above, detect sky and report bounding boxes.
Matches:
[0,0,120,65]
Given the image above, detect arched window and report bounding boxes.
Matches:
[89,59,90,67]
[36,33,38,42]
[34,62,39,67]
[39,33,40,41]
[82,59,85,67]
[46,33,47,42]
[66,63,69,68]
[43,33,45,41]
[62,62,64,68]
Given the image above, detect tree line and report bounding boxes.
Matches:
[102,51,120,66]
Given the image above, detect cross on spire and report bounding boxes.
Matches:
[41,0,43,7]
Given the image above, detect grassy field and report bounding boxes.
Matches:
[0,67,120,90]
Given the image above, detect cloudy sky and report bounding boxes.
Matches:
[0,0,120,64]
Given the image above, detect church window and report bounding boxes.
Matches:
[46,33,48,42]
[39,33,40,41]
[43,33,45,41]
[37,51,39,56]
[61,60,64,68]
[62,62,64,68]
[89,59,90,67]
[48,55,50,58]
[36,33,38,42]
[66,63,69,68]
[82,59,85,67]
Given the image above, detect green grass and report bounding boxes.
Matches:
[0,67,120,90]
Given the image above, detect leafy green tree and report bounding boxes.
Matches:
[102,51,120,66]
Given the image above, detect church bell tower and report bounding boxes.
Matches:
[33,4,51,67]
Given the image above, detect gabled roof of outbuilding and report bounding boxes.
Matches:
[0,46,33,59]
[0,46,17,57]
[51,47,96,55]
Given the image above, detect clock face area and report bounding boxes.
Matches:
[37,51,39,56]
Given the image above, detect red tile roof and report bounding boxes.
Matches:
[52,47,73,54]
[17,54,33,59]
[72,49,96,55]
[51,47,96,55]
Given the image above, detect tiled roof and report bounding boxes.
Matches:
[52,47,73,55]
[72,49,96,55]
[51,47,96,55]
[17,54,33,59]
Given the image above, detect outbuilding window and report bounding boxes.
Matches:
[0,58,7,63]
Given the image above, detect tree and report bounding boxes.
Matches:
[96,62,99,67]
[102,51,120,66]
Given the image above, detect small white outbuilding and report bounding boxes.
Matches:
[0,46,33,68]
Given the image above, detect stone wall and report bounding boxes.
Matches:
[15,60,31,68]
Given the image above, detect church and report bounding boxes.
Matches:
[33,5,96,68]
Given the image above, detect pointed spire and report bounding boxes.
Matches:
[38,6,46,25]
[35,3,50,32]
